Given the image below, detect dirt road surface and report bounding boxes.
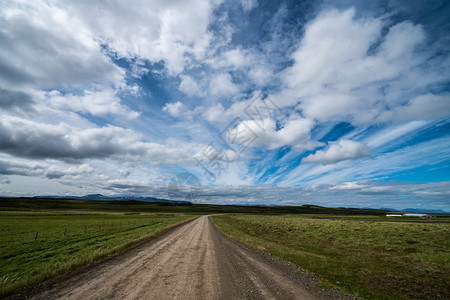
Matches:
[18,216,357,300]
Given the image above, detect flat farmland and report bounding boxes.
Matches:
[212,214,450,299]
[0,211,196,297]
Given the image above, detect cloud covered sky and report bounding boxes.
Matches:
[1,0,449,211]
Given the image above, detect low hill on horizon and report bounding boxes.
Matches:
[1,197,448,215]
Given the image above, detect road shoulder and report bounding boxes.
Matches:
[8,216,199,300]
[209,216,360,300]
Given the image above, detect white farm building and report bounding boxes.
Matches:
[386,213,435,218]
[402,213,435,218]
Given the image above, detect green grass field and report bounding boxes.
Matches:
[2,198,449,299]
[212,214,450,300]
[0,210,196,297]
[0,197,396,298]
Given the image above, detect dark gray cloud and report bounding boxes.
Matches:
[105,181,154,195]
[0,160,24,176]
[0,1,124,89]
[0,88,34,111]
[0,119,90,160]
[0,158,94,180]
[0,176,11,184]
[0,120,144,161]
[0,116,202,164]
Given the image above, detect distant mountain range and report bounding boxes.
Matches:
[29,195,448,213]
[34,194,191,204]
[377,207,448,214]
[399,208,448,213]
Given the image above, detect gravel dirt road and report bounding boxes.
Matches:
[18,216,357,300]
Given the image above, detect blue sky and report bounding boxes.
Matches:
[0,0,449,211]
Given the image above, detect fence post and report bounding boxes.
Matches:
[35,232,38,241]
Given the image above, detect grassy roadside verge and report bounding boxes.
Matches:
[0,211,197,297]
[211,214,450,299]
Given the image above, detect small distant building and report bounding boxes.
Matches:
[386,213,436,218]
[403,213,435,218]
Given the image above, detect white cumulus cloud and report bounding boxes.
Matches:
[302,139,371,165]
[276,8,449,125]
[162,101,186,118]
[227,117,322,151]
